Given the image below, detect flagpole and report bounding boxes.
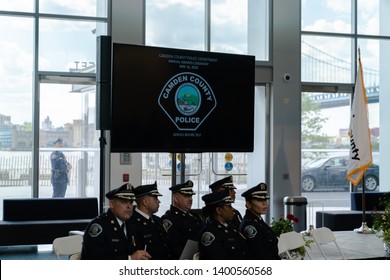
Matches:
[355,50,371,234]
[353,174,369,233]
[347,49,373,234]
[358,50,367,229]
[362,174,366,224]
[354,175,372,233]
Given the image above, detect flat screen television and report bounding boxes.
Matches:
[110,43,255,153]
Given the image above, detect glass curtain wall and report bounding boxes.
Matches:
[145,0,269,215]
[301,0,389,224]
[0,15,34,208]
[0,1,108,218]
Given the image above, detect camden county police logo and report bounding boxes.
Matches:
[158,72,217,131]
[176,83,201,116]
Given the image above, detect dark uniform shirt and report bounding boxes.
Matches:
[162,205,204,259]
[204,208,242,230]
[240,209,280,260]
[81,209,136,260]
[198,217,251,260]
[231,208,243,229]
[50,150,69,184]
[129,209,170,260]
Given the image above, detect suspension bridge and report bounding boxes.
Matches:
[302,41,379,108]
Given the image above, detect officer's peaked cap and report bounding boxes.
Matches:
[241,182,270,200]
[106,183,135,201]
[209,175,236,192]
[134,181,162,197]
[202,189,234,207]
[169,180,196,195]
[53,138,63,144]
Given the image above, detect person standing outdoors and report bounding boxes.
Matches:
[240,183,280,260]
[162,180,204,259]
[81,183,151,260]
[50,138,71,197]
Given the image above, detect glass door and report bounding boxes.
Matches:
[301,87,380,227]
[38,77,100,198]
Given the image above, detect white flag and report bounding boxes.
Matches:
[346,54,372,186]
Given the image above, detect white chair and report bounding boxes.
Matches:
[311,227,346,260]
[69,252,82,260]
[53,235,83,260]
[279,231,311,260]
[193,252,200,260]
[277,237,289,259]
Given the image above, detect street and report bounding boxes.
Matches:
[304,191,350,208]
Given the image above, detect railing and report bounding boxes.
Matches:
[0,151,96,187]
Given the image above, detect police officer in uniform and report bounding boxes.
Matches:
[129,182,170,260]
[50,138,71,197]
[209,175,242,229]
[240,182,280,260]
[198,189,251,260]
[81,183,151,260]
[162,180,204,259]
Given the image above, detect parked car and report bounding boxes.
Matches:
[301,156,379,192]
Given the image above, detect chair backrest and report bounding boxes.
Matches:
[312,227,346,259]
[69,252,82,260]
[277,237,295,259]
[53,235,83,260]
[193,252,200,260]
[277,237,289,255]
[311,227,335,244]
[279,231,311,260]
[280,231,305,250]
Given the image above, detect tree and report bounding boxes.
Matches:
[20,122,32,131]
[301,93,331,150]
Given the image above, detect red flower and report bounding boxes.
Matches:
[286,214,299,223]
[286,214,295,220]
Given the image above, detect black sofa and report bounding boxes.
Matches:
[315,192,387,231]
[0,197,98,246]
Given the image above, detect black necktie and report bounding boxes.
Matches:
[121,223,127,237]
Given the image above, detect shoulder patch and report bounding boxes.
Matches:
[201,232,215,246]
[163,219,172,231]
[243,225,257,239]
[88,223,103,237]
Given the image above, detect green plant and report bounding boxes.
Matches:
[372,193,390,243]
[271,214,314,258]
[270,213,298,237]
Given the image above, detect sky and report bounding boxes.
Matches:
[320,103,379,137]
